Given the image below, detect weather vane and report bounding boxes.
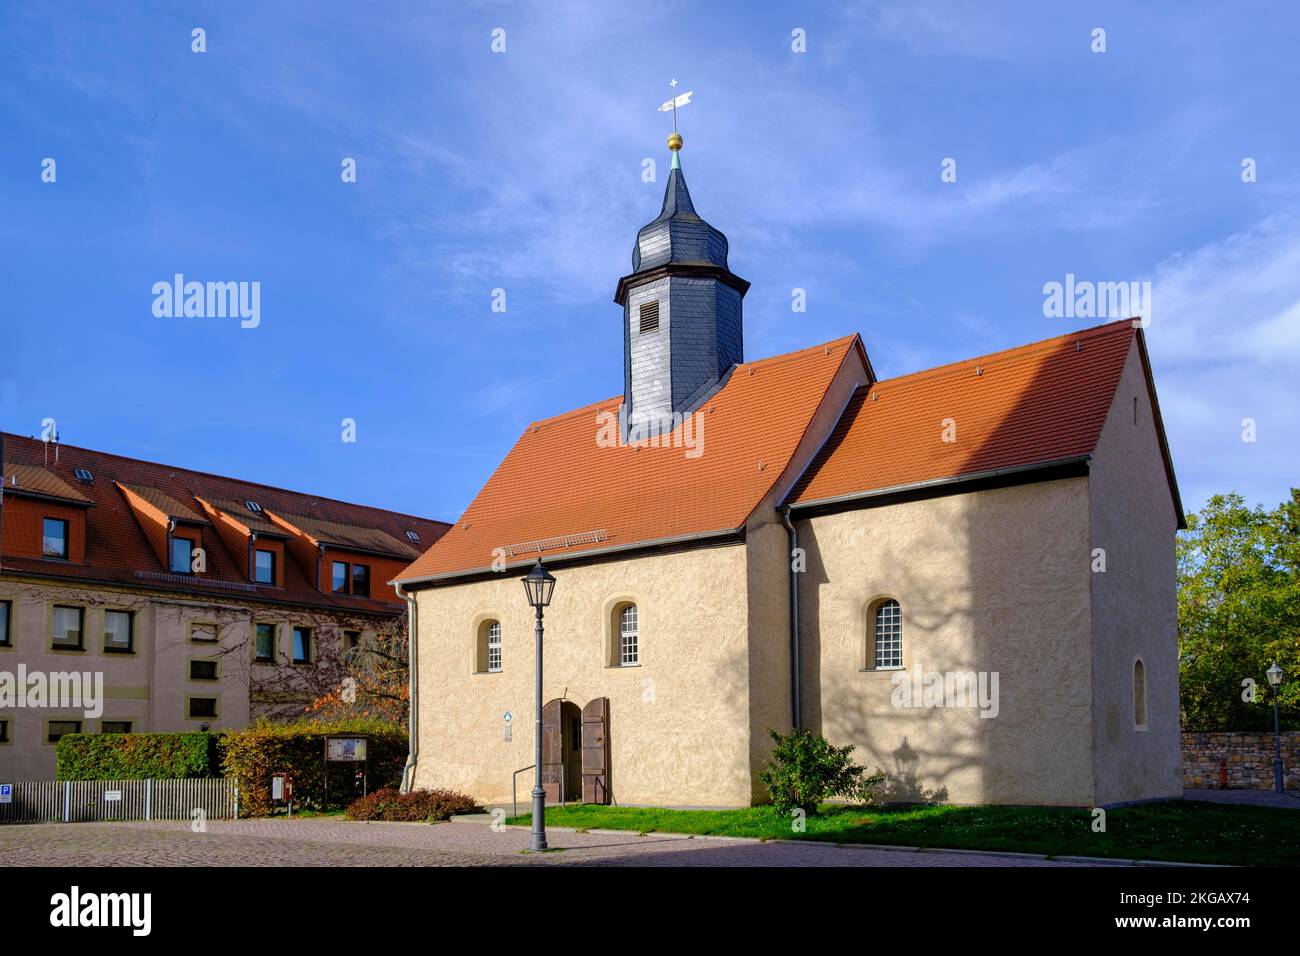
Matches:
[658,79,693,158]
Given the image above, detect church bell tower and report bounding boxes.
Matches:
[614,129,749,438]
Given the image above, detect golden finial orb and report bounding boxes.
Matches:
[667,131,683,151]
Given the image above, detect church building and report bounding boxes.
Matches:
[394,132,1185,809]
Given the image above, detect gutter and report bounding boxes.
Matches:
[780,506,801,730]
[394,580,419,793]
[393,525,743,591]
[787,454,1093,516]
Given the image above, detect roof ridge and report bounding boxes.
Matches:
[0,432,448,527]
[872,319,1134,393]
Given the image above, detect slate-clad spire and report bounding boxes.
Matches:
[615,133,750,438]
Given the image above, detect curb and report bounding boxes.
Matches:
[455,817,1218,867]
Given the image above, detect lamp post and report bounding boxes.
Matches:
[1267,662,1284,794]
[522,559,556,851]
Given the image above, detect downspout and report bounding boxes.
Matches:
[780,505,801,731]
[395,581,419,793]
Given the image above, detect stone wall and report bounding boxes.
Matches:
[1182,731,1298,790]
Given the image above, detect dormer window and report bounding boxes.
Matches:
[170,536,195,574]
[43,518,69,558]
[254,548,276,585]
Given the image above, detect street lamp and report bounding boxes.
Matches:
[522,559,556,851]
[1267,662,1284,794]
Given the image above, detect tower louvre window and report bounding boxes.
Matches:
[639,300,660,334]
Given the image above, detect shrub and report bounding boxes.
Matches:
[57,732,220,780]
[219,718,407,817]
[345,787,478,822]
[759,728,884,814]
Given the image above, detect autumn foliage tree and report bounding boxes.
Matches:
[306,626,410,727]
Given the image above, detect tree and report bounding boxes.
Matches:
[1178,490,1299,731]
[305,626,410,727]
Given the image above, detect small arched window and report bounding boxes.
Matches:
[873,599,902,669]
[1133,659,1147,729]
[619,604,638,666]
[476,619,502,674]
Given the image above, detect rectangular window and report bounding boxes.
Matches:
[48,719,81,743]
[43,517,69,558]
[0,599,11,647]
[351,564,370,598]
[103,610,134,653]
[52,605,84,650]
[487,621,502,673]
[639,300,660,334]
[874,602,902,669]
[254,549,276,584]
[171,536,194,574]
[188,698,217,719]
[331,561,349,593]
[100,721,132,734]
[190,622,218,643]
[619,605,639,666]
[292,626,312,664]
[254,623,275,662]
[344,630,361,652]
[0,718,9,743]
[189,659,218,681]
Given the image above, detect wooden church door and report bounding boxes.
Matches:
[541,699,564,804]
[581,697,611,804]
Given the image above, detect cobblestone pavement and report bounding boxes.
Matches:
[0,818,1119,867]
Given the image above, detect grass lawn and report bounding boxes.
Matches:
[506,801,1299,866]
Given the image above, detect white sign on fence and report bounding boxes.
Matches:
[0,784,11,804]
[104,790,122,802]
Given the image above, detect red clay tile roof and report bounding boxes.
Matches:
[1,434,450,613]
[398,319,1179,583]
[396,335,863,582]
[3,463,92,504]
[789,319,1150,506]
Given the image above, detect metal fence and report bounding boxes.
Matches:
[0,779,238,824]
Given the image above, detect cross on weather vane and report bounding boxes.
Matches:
[658,80,693,159]
[658,79,693,132]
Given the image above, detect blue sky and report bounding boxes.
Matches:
[2,1,1296,522]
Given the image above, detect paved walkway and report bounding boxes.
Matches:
[1183,788,1300,809]
[0,818,1121,867]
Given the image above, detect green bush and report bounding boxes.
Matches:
[759,728,884,814]
[56,732,220,780]
[219,718,407,817]
[345,787,478,822]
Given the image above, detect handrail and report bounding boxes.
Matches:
[512,763,565,819]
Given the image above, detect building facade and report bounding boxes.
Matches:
[0,434,447,779]
[395,134,1185,809]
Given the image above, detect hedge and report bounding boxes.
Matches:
[219,718,407,817]
[345,787,478,822]
[56,732,220,780]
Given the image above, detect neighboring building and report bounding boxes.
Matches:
[394,134,1186,809]
[0,434,448,779]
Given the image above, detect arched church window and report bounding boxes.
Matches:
[476,619,502,674]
